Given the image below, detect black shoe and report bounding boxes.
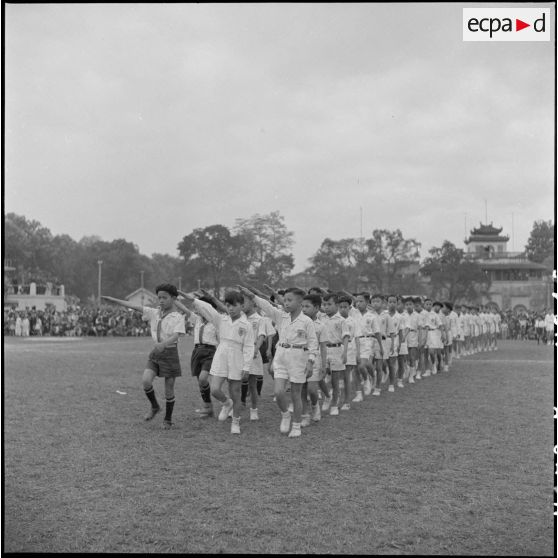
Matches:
[144,406,161,421]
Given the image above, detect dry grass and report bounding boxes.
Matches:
[3,337,554,554]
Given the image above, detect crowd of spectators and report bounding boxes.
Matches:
[3,306,153,337]
[3,303,553,345]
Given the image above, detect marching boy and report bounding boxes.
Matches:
[240,285,318,438]
[179,290,254,435]
[101,284,186,429]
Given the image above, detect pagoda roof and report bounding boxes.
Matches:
[470,222,503,235]
[465,222,510,243]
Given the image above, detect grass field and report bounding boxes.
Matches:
[3,336,555,554]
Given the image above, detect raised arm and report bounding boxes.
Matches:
[198,288,228,314]
[101,295,143,313]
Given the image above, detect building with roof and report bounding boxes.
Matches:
[125,287,158,307]
[464,223,552,312]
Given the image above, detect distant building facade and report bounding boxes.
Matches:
[464,223,552,312]
[125,287,158,307]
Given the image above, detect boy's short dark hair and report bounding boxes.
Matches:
[224,291,244,305]
[432,301,442,308]
[322,293,338,304]
[443,301,453,311]
[308,286,324,295]
[403,297,414,304]
[284,287,306,298]
[303,294,322,307]
[386,294,398,301]
[155,283,178,297]
[277,289,286,296]
[413,297,423,304]
[371,293,384,301]
[423,297,432,303]
[337,295,353,306]
[357,292,371,302]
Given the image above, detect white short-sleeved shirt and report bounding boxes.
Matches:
[379,311,396,338]
[246,312,268,342]
[320,312,345,344]
[191,313,219,346]
[193,300,255,372]
[261,315,276,337]
[359,310,381,337]
[142,307,186,344]
[254,296,318,359]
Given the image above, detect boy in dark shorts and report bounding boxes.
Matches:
[101,283,185,429]
[176,295,220,417]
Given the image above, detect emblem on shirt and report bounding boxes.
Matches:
[296,328,306,338]
[238,327,246,336]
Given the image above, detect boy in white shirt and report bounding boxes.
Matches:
[180,290,254,435]
[240,285,318,438]
[337,294,360,409]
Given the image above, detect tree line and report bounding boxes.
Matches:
[4,212,554,305]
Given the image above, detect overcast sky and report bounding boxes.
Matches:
[5,3,555,272]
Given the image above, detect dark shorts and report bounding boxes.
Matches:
[190,344,217,377]
[260,339,270,364]
[146,345,182,378]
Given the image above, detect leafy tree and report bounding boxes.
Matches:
[234,211,295,286]
[178,224,243,293]
[357,229,421,293]
[307,238,361,291]
[525,220,555,263]
[420,240,490,302]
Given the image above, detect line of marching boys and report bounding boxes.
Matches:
[102,284,501,436]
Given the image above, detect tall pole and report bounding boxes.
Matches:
[484,199,488,224]
[97,260,103,306]
[178,277,182,291]
[512,212,515,252]
[140,270,144,306]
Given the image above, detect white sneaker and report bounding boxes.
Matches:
[230,418,240,434]
[301,414,311,427]
[372,388,381,396]
[443,365,449,372]
[218,398,234,421]
[388,385,395,393]
[329,406,339,416]
[340,403,350,411]
[288,423,302,438]
[287,403,294,413]
[423,370,431,377]
[415,372,422,380]
[280,411,291,433]
[250,408,259,421]
[321,396,332,412]
[352,391,364,402]
[311,404,321,422]
[397,380,404,388]
[431,365,437,375]
[363,379,372,396]
[408,377,415,384]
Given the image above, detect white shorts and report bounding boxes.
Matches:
[272,346,309,384]
[358,336,373,360]
[426,330,444,350]
[398,340,408,356]
[371,338,388,360]
[249,351,264,376]
[346,340,357,366]
[307,359,325,382]
[326,345,345,371]
[210,345,245,381]
[406,330,418,348]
